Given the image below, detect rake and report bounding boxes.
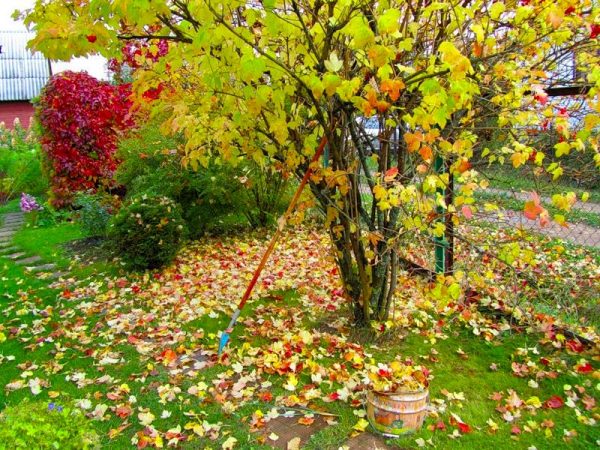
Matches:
[218,132,330,354]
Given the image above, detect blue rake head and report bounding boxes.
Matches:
[218,332,231,355]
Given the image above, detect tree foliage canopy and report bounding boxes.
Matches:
[20,0,600,322]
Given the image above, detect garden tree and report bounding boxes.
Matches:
[36,71,133,208]
[20,0,599,323]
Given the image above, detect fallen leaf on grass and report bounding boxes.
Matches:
[353,418,369,432]
[544,395,564,409]
[222,436,238,449]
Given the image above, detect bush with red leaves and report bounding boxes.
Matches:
[36,71,133,208]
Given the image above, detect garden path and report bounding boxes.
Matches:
[0,212,69,279]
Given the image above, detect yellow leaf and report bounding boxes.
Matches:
[222,437,238,449]
[554,142,570,157]
[287,437,301,450]
[511,152,528,168]
[373,185,387,200]
[353,418,369,432]
[546,6,564,29]
[526,396,542,408]
[489,2,505,20]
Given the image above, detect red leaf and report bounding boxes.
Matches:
[160,349,177,365]
[524,192,545,220]
[115,405,132,419]
[86,35,97,43]
[591,24,600,39]
[457,422,472,434]
[575,362,593,374]
[544,395,564,409]
[511,425,521,435]
[461,205,473,219]
[434,420,446,431]
[566,339,584,353]
[328,392,340,401]
[384,167,398,182]
[259,391,273,402]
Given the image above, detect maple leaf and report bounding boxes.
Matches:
[544,395,564,409]
[138,410,156,426]
[160,349,177,366]
[222,437,238,449]
[384,167,399,182]
[505,390,524,409]
[449,413,472,434]
[298,416,315,426]
[404,132,423,152]
[574,358,592,373]
[565,339,584,353]
[353,418,369,433]
[419,145,433,162]
[489,391,503,402]
[115,405,133,419]
[582,395,595,411]
[523,192,547,222]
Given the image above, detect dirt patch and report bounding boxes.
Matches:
[344,432,403,449]
[262,414,330,449]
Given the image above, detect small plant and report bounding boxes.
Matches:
[107,194,186,270]
[75,191,117,237]
[365,359,431,392]
[0,400,100,449]
[0,120,47,201]
[20,192,43,226]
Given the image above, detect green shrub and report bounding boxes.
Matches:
[116,123,292,235]
[0,400,100,449]
[107,194,186,269]
[74,191,117,236]
[235,162,291,229]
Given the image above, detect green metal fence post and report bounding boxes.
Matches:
[434,155,447,274]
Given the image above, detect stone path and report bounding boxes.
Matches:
[0,211,70,280]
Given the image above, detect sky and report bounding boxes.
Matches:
[1,0,109,80]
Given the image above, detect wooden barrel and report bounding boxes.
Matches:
[365,389,429,437]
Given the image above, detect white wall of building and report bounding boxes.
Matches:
[0,1,109,80]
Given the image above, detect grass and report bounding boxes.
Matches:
[0,218,598,449]
[0,198,19,214]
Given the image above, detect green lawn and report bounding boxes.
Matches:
[1,219,598,449]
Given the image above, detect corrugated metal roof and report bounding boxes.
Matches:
[0,31,51,101]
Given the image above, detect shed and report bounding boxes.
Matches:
[0,31,51,128]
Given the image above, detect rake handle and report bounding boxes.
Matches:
[232,134,329,317]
